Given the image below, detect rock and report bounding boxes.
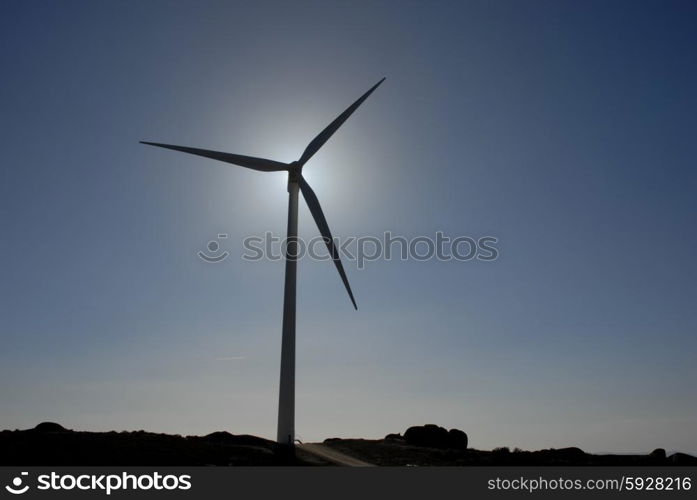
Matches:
[384,433,404,441]
[448,428,468,449]
[404,425,450,449]
[203,431,270,447]
[553,447,586,460]
[649,448,666,460]
[403,425,469,449]
[204,431,236,443]
[669,452,697,465]
[531,447,587,464]
[33,422,67,433]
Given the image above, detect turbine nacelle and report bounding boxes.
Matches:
[287,161,302,184]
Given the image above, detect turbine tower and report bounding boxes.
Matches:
[141,78,385,448]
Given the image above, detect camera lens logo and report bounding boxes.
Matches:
[198,233,229,263]
[5,472,29,495]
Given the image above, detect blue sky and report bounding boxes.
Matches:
[1,0,695,453]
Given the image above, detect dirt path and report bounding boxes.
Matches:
[297,443,375,467]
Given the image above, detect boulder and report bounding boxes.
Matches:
[33,422,67,433]
[649,448,666,460]
[669,452,697,465]
[553,447,586,461]
[203,431,270,447]
[448,428,468,449]
[204,431,236,443]
[384,433,404,441]
[405,424,449,448]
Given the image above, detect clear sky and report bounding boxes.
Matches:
[1,0,695,454]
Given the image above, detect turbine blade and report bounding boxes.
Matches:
[298,78,385,165]
[140,142,289,172]
[298,175,358,310]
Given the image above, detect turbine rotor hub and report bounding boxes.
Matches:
[288,161,302,183]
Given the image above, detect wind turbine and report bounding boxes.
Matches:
[141,78,385,448]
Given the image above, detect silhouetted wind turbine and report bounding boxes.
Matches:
[141,78,385,448]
